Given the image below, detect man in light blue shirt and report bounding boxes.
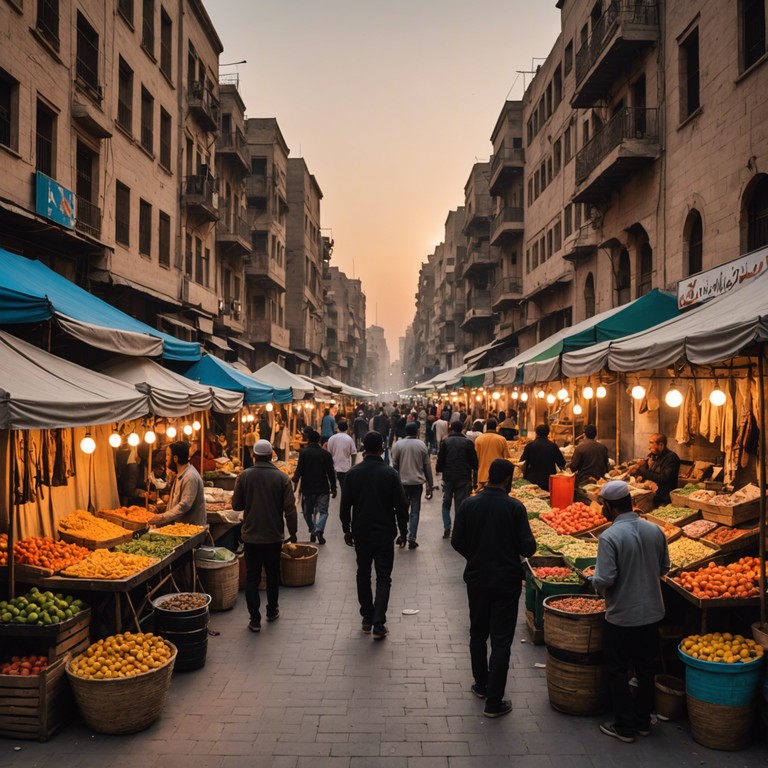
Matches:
[591,480,669,744]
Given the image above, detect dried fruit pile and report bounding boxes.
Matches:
[533,566,580,583]
[69,632,173,679]
[652,505,694,522]
[680,632,763,663]
[704,526,754,546]
[541,503,606,535]
[154,523,205,537]
[59,510,127,541]
[158,593,209,611]
[100,505,155,523]
[559,539,599,561]
[682,519,718,539]
[668,537,716,568]
[549,596,606,613]
[673,557,766,599]
[60,549,158,579]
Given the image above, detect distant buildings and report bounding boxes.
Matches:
[366,325,391,394]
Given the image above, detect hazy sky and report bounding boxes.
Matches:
[205,1,561,357]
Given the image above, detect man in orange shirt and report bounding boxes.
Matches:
[474,419,511,488]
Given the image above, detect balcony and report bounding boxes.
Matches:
[461,290,494,330]
[573,108,660,203]
[247,319,290,350]
[461,242,497,279]
[489,145,525,195]
[563,226,599,263]
[216,130,250,175]
[463,201,493,237]
[490,206,524,246]
[244,252,286,290]
[491,276,523,310]
[216,206,251,256]
[188,81,220,133]
[183,175,219,222]
[75,196,101,239]
[573,1,660,108]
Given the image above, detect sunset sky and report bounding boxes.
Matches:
[205,1,562,359]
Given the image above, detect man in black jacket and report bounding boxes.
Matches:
[292,429,337,545]
[436,421,479,538]
[520,423,566,490]
[633,433,681,505]
[452,459,537,718]
[340,431,409,639]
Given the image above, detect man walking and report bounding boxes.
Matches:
[520,423,566,490]
[592,480,670,742]
[353,410,369,453]
[436,420,478,539]
[569,424,610,485]
[433,413,449,453]
[391,421,434,549]
[231,440,298,632]
[292,429,337,545]
[452,459,536,718]
[327,420,357,489]
[474,419,511,488]
[340,431,409,639]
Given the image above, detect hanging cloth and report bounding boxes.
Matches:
[676,383,699,445]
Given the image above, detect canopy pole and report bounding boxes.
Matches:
[200,411,205,479]
[8,432,16,600]
[615,374,622,465]
[758,345,766,626]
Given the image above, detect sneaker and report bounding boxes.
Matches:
[408,540,419,549]
[266,609,280,622]
[248,618,261,632]
[483,700,512,718]
[599,722,635,743]
[310,532,317,543]
[372,624,388,640]
[443,529,451,539]
[637,728,650,737]
[316,532,326,545]
[361,620,372,633]
[471,684,487,699]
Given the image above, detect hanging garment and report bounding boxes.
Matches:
[721,382,736,483]
[675,383,699,445]
[51,429,68,486]
[733,378,752,470]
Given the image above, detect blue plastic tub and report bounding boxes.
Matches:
[678,647,764,706]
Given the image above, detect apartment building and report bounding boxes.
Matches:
[244,117,291,369]
[405,259,437,386]
[365,324,390,395]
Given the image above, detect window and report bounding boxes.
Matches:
[159,108,171,169]
[575,203,582,229]
[526,117,533,144]
[554,220,562,253]
[553,65,562,107]
[532,241,539,269]
[142,0,155,56]
[540,235,546,262]
[139,199,152,256]
[160,8,172,78]
[115,182,130,246]
[140,87,153,153]
[117,57,133,133]
[117,0,133,25]
[547,229,553,259]
[526,249,531,273]
[0,69,18,150]
[35,100,56,177]
[36,0,59,50]
[553,138,561,175]
[580,24,588,48]
[616,248,631,306]
[583,119,590,146]
[533,171,540,199]
[546,82,553,119]
[685,210,703,275]
[158,211,171,267]
[194,236,203,284]
[564,40,573,75]
[746,175,768,252]
[252,230,268,254]
[742,0,766,70]
[540,161,546,192]
[584,273,595,318]
[203,248,210,287]
[680,28,700,121]
[76,12,100,96]
[638,243,653,297]
[527,178,533,204]
[564,126,572,163]
[185,233,193,276]
[564,205,573,237]
[547,157,553,184]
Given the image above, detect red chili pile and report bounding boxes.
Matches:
[550,596,606,614]
[533,566,580,583]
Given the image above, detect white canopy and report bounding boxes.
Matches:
[252,362,314,400]
[562,268,768,377]
[99,357,243,416]
[412,364,468,392]
[319,376,376,399]
[0,331,150,429]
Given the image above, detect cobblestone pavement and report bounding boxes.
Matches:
[6,487,768,768]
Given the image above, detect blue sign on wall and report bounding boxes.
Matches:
[35,171,76,229]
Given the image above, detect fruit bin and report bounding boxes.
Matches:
[0,609,91,662]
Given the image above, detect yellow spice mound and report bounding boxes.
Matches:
[60,549,157,579]
[59,510,127,541]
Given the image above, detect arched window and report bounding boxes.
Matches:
[616,248,631,306]
[747,175,768,252]
[584,272,595,318]
[638,243,653,296]
[685,210,703,275]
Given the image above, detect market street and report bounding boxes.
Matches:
[6,485,767,768]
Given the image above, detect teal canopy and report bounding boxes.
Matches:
[0,250,201,361]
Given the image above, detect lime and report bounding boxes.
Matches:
[27,612,38,622]
[1,612,11,622]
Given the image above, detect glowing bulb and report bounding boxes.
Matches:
[557,387,568,400]
[266,403,274,412]
[492,391,501,401]
[546,393,556,405]
[520,392,529,402]
[631,385,646,400]
[665,388,684,408]
[537,389,546,399]
[452,396,458,402]
[573,403,583,415]
[596,385,607,399]
[709,386,727,407]
[247,413,255,422]
[241,415,247,423]
[511,390,519,400]
[475,395,482,402]
[79,433,96,454]
[108,432,122,448]
[192,420,201,431]
[144,430,156,444]
[183,424,193,436]
[583,386,594,400]
[127,432,140,447]
[166,426,177,438]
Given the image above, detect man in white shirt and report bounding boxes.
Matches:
[326,420,357,489]
[433,415,449,452]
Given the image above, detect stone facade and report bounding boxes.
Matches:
[323,265,367,388]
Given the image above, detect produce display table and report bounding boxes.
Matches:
[206,508,242,545]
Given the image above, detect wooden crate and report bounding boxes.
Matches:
[698,499,760,527]
[525,610,544,645]
[702,526,760,555]
[668,539,722,575]
[0,655,71,741]
[669,490,696,508]
[95,509,150,532]
[0,610,91,662]
[58,528,134,550]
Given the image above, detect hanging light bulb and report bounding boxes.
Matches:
[79,432,96,454]
[240,415,248,423]
[511,389,519,400]
[166,425,177,438]
[475,394,482,402]
[183,424,194,436]
[596,385,607,399]
[709,384,727,407]
[127,432,140,447]
[537,389,546,399]
[583,385,594,400]
[266,403,274,412]
[144,430,156,444]
[520,391,529,402]
[631,383,646,400]
[492,391,501,401]
[247,413,255,423]
[452,396,458,402]
[557,387,568,400]
[665,383,684,408]
[192,420,201,431]
[108,431,122,448]
[573,403,583,415]
[546,392,556,405]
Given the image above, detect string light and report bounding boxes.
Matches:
[596,385,607,399]
[520,391,529,402]
[709,384,727,407]
[246,413,255,423]
[492,391,501,401]
[557,387,568,400]
[546,392,556,405]
[144,430,156,444]
[583,385,594,400]
[537,389,546,399]
[108,431,122,448]
[475,395,482,402]
[192,420,201,431]
[166,426,177,438]
[79,433,96,454]
[573,403,583,415]
[511,389,519,400]
[183,424,193,436]
[631,384,646,400]
[665,383,684,408]
[127,432,140,447]
[266,403,274,412]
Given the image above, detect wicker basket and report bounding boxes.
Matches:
[280,543,318,587]
[196,558,238,610]
[66,643,177,734]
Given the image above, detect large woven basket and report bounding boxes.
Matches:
[280,543,318,587]
[66,643,177,734]
[196,558,238,610]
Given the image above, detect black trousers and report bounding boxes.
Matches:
[603,620,659,735]
[467,583,521,706]
[244,541,282,620]
[354,537,395,626]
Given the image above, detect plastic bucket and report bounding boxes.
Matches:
[654,674,686,721]
[549,474,576,510]
[678,647,763,706]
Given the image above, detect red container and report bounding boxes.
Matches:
[550,474,576,510]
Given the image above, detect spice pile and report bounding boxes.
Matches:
[59,510,128,541]
[668,538,716,568]
[549,596,605,613]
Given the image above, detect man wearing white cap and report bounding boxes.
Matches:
[592,480,670,743]
[232,439,297,633]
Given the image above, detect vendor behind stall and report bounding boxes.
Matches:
[569,424,610,486]
[630,433,681,506]
[150,441,206,526]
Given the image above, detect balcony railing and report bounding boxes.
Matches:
[575,1,659,86]
[467,291,492,311]
[217,208,251,241]
[188,81,219,133]
[216,130,249,172]
[490,145,525,179]
[492,276,523,304]
[575,107,659,185]
[491,206,524,244]
[183,174,218,220]
[75,195,101,238]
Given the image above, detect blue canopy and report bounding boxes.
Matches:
[0,250,201,361]
[182,354,293,404]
